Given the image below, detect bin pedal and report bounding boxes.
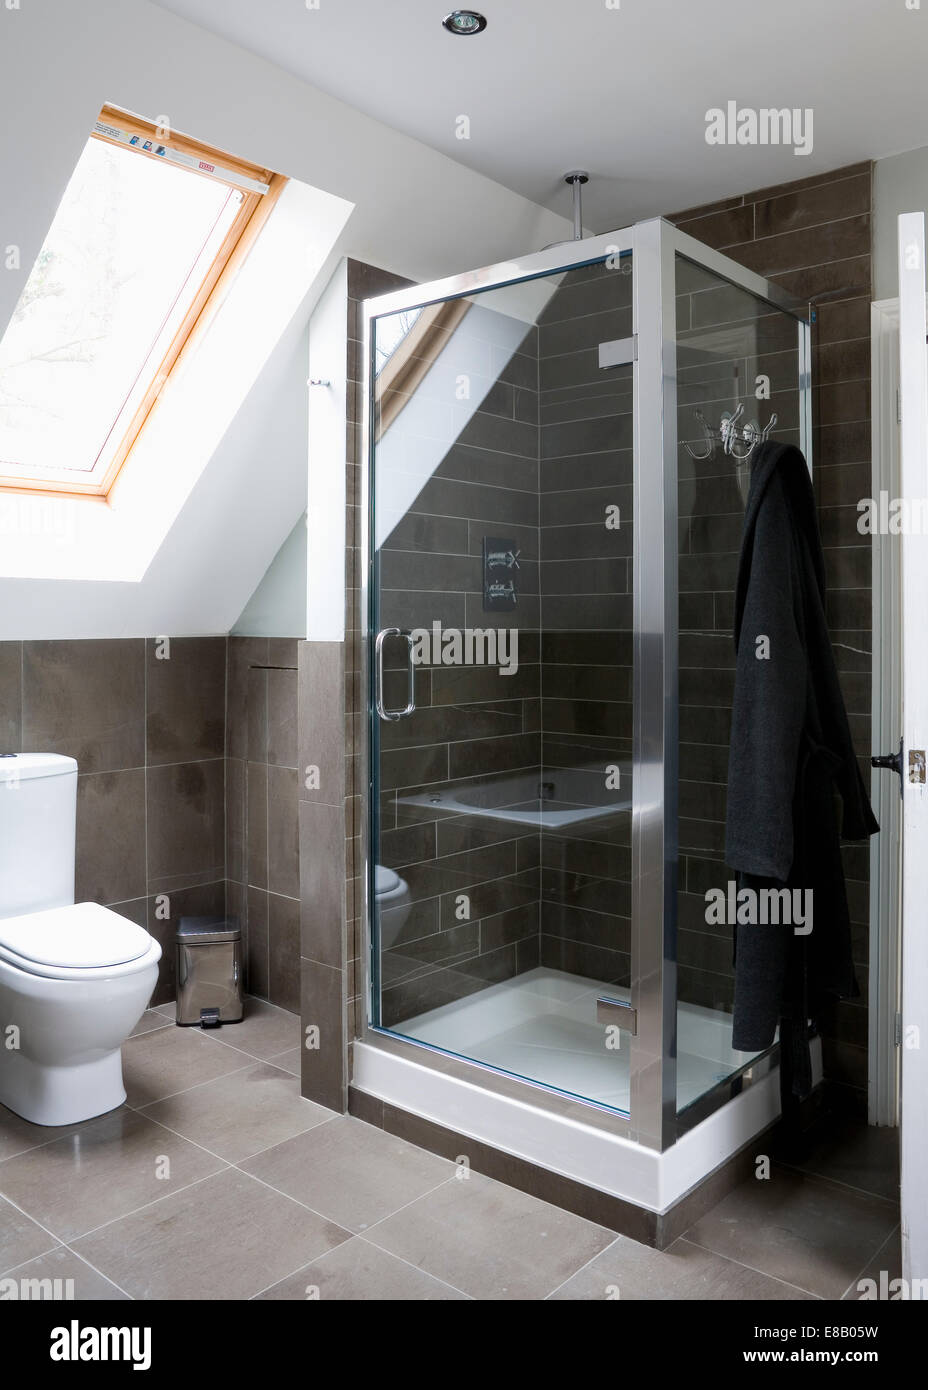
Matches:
[199,1007,221,1028]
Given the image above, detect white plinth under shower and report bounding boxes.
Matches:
[355,968,820,1214]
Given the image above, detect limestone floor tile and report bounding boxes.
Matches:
[154,996,300,1062]
[844,1226,902,1300]
[256,1235,469,1301]
[241,1115,454,1233]
[365,1171,615,1300]
[0,1194,57,1273]
[0,1103,81,1162]
[140,1063,332,1163]
[130,1010,172,1039]
[122,1025,248,1107]
[265,1047,300,1077]
[549,1234,816,1300]
[73,1169,351,1300]
[785,1116,900,1203]
[0,1107,225,1242]
[2,1245,129,1300]
[684,1168,900,1299]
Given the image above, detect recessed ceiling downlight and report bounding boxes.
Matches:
[442,10,487,35]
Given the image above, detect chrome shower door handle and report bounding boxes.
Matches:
[375,627,416,721]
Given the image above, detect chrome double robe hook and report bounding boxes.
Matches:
[682,403,777,463]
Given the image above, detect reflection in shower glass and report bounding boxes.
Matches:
[370,256,636,1112]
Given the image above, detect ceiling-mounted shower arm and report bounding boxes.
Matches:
[540,170,591,251]
[565,170,589,240]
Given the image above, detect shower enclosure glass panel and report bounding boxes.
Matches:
[369,255,636,1112]
[674,253,806,1115]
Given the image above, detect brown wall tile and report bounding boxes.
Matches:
[267,764,299,899]
[146,759,225,894]
[298,642,345,808]
[268,892,300,1013]
[299,799,346,969]
[146,637,226,765]
[75,769,146,904]
[0,641,22,751]
[23,638,144,773]
[301,956,345,1112]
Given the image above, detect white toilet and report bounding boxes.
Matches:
[0,753,161,1126]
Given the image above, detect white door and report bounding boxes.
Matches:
[896,211,928,1289]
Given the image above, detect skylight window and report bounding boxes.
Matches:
[0,107,282,498]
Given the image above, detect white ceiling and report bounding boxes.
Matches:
[151,0,928,227]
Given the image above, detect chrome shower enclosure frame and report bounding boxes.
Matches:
[357,217,812,1164]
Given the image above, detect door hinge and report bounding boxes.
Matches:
[894,1011,903,1047]
[598,335,637,370]
[596,996,638,1035]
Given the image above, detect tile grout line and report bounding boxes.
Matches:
[680,1231,833,1301]
[0,1188,63,1275]
[0,1106,280,1268]
[131,1096,338,1169]
[247,1226,473,1302]
[837,1222,901,1302]
[222,1157,367,1234]
[121,1058,258,1111]
[774,1161,900,1206]
[768,1161,900,1213]
[129,1055,304,1115]
[64,1168,236,1247]
[673,1235,826,1301]
[350,1173,461,1239]
[542,1232,625,1299]
[59,1244,137,1301]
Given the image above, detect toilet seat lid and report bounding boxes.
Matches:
[0,902,152,969]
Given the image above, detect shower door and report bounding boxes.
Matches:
[364,246,641,1114]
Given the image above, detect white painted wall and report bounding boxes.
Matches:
[875,146,928,300]
[233,512,307,638]
[306,261,349,643]
[0,0,570,639]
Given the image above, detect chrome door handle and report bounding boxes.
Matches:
[375,627,416,721]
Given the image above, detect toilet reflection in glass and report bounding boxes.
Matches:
[0,754,161,1126]
[374,864,411,949]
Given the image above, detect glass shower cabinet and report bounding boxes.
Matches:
[361,219,811,1152]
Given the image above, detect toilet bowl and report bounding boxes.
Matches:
[0,901,161,1126]
[375,865,411,945]
[0,753,161,1127]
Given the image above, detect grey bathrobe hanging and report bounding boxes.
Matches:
[725,440,878,1095]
